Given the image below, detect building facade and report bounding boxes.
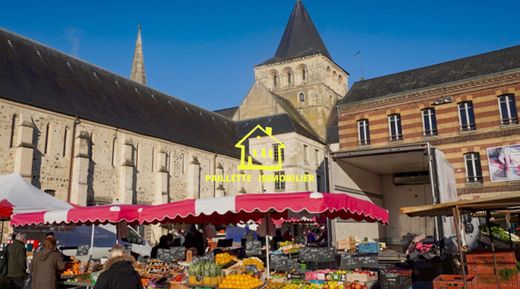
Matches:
[332,45,520,244]
[337,47,520,197]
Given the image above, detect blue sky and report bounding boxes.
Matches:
[1,1,519,111]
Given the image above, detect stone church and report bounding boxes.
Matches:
[0,0,343,229]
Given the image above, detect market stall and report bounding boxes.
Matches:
[0,173,73,215]
[137,192,391,289]
[401,192,520,289]
[11,204,148,288]
[11,192,394,289]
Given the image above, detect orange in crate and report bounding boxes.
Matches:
[434,274,476,289]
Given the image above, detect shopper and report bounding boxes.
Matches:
[271,229,283,250]
[184,225,205,256]
[7,233,27,289]
[282,229,293,241]
[150,235,169,259]
[35,232,55,253]
[93,245,142,289]
[30,237,65,289]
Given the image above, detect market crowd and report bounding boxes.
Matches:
[0,232,144,289]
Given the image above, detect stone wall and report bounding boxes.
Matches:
[0,98,262,207]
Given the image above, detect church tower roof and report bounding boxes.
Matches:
[130,24,146,84]
[262,0,331,65]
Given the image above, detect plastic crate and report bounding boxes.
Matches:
[466,251,517,265]
[381,272,412,289]
[474,272,519,288]
[468,263,518,274]
[433,274,476,289]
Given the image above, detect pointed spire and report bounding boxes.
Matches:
[130,24,146,85]
[272,0,331,63]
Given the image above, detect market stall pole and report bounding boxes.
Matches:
[452,206,467,289]
[401,192,520,289]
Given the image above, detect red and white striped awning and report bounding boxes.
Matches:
[139,192,389,225]
[11,192,389,226]
[11,204,147,226]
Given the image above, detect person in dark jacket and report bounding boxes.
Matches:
[94,245,142,289]
[30,237,65,289]
[150,235,169,259]
[184,226,204,256]
[7,233,26,289]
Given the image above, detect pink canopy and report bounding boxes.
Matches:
[11,192,388,227]
[11,204,147,226]
[139,192,389,225]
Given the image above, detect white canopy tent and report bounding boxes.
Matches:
[0,173,72,214]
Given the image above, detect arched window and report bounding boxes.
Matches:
[299,92,305,102]
[338,75,343,83]
[271,71,279,88]
[326,66,331,72]
[302,68,306,81]
[287,71,292,86]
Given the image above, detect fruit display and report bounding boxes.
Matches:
[62,261,82,276]
[216,252,238,266]
[187,261,222,286]
[345,281,369,289]
[147,259,171,274]
[282,283,301,289]
[263,280,286,289]
[242,257,264,271]
[219,273,263,289]
[274,242,305,255]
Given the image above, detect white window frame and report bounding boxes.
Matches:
[422,108,437,136]
[458,101,476,131]
[357,119,370,145]
[464,152,482,183]
[388,114,402,141]
[273,143,284,162]
[274,171,286,191]
[498,94,518,125]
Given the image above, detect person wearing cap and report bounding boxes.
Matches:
[93,245,142,289]
[30,237,65,289]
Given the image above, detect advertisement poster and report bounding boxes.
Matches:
[487,145,520,182]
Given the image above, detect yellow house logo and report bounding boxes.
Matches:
[235,125,285,171]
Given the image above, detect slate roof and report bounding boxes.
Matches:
[340,44,520,105]
[0,28,240,158]
[236,113,322,144]
[261,0,331,65]
[214,106,238,118]
[270,93,322,142]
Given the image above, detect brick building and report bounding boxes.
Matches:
[330,45,520,244]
